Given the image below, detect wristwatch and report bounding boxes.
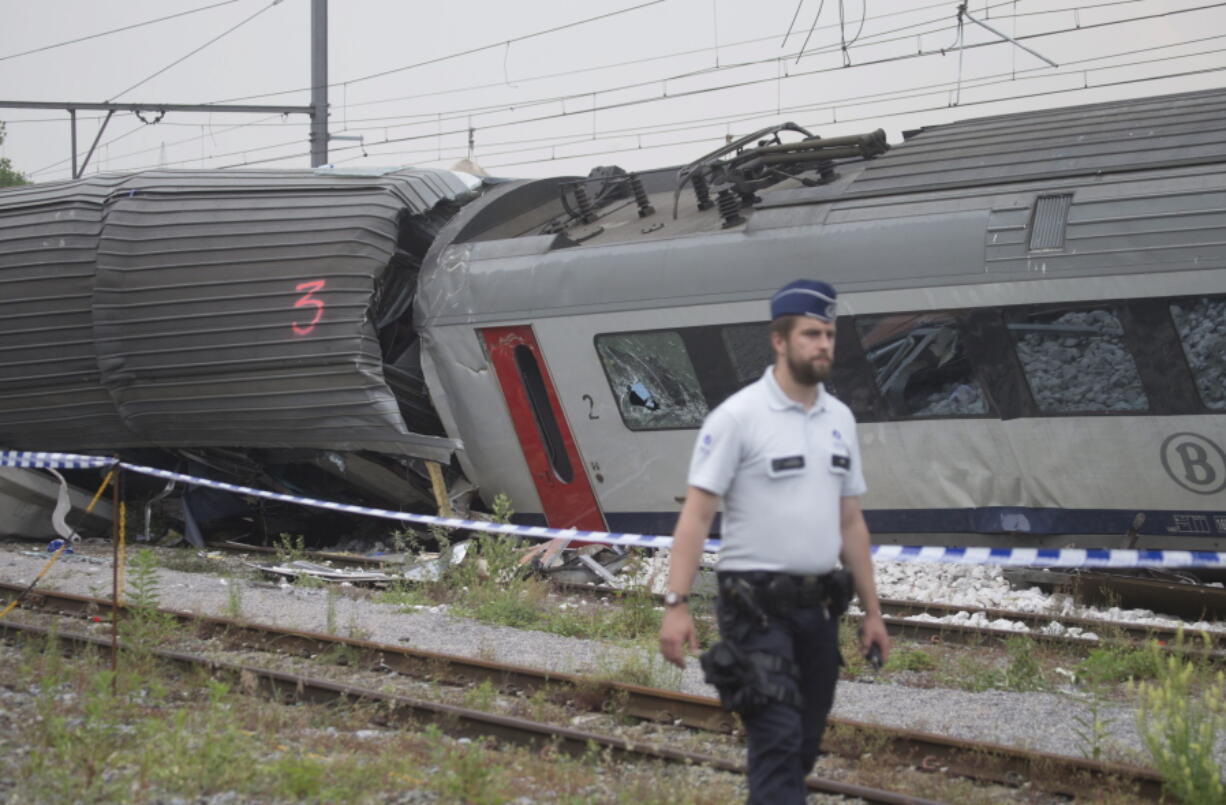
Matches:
[663,591,690,607]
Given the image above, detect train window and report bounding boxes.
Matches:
[721,323,773,385]
[595,331,709,430]
[1170,296,1226,410]
[855,313,989,417]
[1008,308,1148,413]
[512,345,574,483]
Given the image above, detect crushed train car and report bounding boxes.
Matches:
[0,167,479,543]
[3,87,1226,555]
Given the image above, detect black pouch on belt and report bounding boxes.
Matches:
[826,568,855,617]
[700,640,802,716]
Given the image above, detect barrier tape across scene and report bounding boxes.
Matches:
[4,450,1224,569]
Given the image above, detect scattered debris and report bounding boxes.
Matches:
[252,560,397,586]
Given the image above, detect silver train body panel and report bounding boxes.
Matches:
[418,88,1226,545]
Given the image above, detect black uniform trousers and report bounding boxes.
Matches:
[716,588,841,805]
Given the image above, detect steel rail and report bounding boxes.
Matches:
[0,618,941,805]
[210,540,1226,643]
[1,581,1164,799]
[1005,569,1226,621]
[875,598,1225,649]
[556,581,1225,657]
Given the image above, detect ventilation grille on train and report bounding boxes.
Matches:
[1028,193,1074,251]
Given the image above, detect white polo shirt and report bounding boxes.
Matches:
[687,366,867,574]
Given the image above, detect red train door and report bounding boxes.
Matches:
[480,325,607,532]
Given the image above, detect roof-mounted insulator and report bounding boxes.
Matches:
[692,173,715,211]
[629,174,655,218]
[574,184,596,223]
[718,188,745,229]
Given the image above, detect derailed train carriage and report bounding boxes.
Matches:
[0,167,479,542]
[2,86,1225,551]
[415,86,1226,551]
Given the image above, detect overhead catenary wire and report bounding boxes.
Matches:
[196,0,1144,152]
[108,0,287,101]
[477,64,1226,170]
[781,0,808,47]
[0,0,242,63]
[80,12,1226,175]
[333,40,1226,169]
[9,0,1146,178]
[6,0,965,131]
[316,0,970,128]
[796,0,828,63]
[253,0,1192,139]
[24,110,295,178]
[26,0,999,176]
[203,0,1145,108]
[304,0,1038,116]
[229,59,1226,173]
[207,0,668,105]
[16,0,1216,179]
[303,3,1226,163]
[202,40,1226,172]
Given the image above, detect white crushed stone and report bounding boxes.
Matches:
[868,561,1225,636]
[619,550,1225,638]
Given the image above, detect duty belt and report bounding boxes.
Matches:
[717,569,850,618]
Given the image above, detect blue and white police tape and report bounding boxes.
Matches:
[5,449,1226,568]
[0,451,118,470]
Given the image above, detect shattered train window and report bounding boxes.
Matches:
[1008,307,1148,413]
[595,331,709,430]
[721,322,773,385]
[856,313,989,418]
[1170,296,1226,410]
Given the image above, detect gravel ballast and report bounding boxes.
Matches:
[0,540,1217,769]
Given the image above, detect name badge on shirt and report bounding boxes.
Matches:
[768,454,806,478]
[830,450,851,474]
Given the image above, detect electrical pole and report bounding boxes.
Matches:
[3,1,328,177]
[310,0,328,167]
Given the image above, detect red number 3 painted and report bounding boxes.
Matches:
[292,279,326,336]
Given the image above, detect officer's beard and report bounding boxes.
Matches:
[785,349,831,387]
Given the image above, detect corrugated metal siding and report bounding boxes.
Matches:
[0,168,469,457]
[985,168,1226,274]
[0,182,133,448]
[852,88,1226,196]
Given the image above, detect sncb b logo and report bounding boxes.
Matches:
[1161,432,1226,495]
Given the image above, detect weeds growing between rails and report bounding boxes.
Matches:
[0,634,745,804]
[377,493,700,649]
[1132,631,1226,805]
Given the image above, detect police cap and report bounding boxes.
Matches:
[770,279,837,322]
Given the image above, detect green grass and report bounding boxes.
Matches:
[885,646,936,672]
[1135,651,1226,805]
[3,635,757,804]
[1002,635,1047,692]
[1076,641,1163,687]
[377,579,433,611]
[157,550,224,575]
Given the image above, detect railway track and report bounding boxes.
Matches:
[1,581,1164,800]
[560,582,1226,661]
[0,617,942,805]
[209,540,1226,656]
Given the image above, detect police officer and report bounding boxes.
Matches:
[658,278,890,805]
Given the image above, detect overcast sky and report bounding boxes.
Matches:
[2,0,1224,184]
